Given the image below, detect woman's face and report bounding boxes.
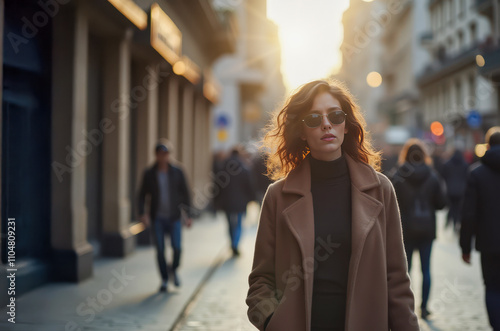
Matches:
[300,92,347,161]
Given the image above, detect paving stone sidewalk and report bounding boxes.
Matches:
[173,224,257,331]
[174,210,492,331]
[0,213,230,331]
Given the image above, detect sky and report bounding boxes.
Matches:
[267,0,350,91]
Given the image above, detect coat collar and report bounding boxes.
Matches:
[281,154,383,330]
[282,154,381,196]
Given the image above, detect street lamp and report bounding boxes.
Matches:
[366,71,382,88]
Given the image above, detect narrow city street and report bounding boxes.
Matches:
[173,209,492,331]
[0,205,493,331]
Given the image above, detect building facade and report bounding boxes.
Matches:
[418,0,498,150]
[1,0,236,303]
[476,0,500,123]
[379,0,431,131]
[211,0,285,152]
[338,0,386,127]
[339,0,499,152]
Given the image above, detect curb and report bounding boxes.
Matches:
[169,244,229,331]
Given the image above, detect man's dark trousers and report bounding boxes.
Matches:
[152,216,182,281]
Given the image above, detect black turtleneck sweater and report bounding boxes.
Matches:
[309,155,352,331]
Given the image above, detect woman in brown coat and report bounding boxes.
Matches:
[246,80,419,331]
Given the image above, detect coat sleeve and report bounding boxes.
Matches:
[246,185,278,331]
[383,177,420,330]
[178,168,193,218]
[137,169,149,216]
[460,171,478,255]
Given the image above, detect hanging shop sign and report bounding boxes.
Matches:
[203,70,221,104]
[107,0,148,30]
[150,3,182,65]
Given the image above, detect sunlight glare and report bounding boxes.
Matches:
[267,0,350,91]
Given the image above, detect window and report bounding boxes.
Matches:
[458,30,464,51]
[455,79,462,109]
[450,0,455,25]
[459,0,465,17]
[437,45,447,62]
[442,2,447,29]
[444,84,449,112]
[470,22,477,45]
[431,11,436,33]
[468,75,476,108]
[436,6,442,31]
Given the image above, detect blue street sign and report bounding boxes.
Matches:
[466,110,482,129]
[215,114,229,128]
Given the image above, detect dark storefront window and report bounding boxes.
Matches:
[1,1,51,265]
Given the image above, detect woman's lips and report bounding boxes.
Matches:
[321,134,336,141]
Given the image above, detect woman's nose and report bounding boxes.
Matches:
[321,114,332,129]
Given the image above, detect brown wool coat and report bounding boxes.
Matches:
[246,156,420,331]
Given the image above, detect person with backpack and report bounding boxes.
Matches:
[391,138,447,319]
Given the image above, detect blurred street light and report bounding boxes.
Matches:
[475,54,485,67]
[475,143,487,158]
[173,60,186,75]
[430,121,444,136]
[366,71,382,88]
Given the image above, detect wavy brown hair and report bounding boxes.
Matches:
[262,79,381,180]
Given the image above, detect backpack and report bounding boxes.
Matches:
[404,179,434,240]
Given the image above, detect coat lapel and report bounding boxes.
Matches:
[281,155,384,330]
[344,155,383,322]
[281,159,315,329]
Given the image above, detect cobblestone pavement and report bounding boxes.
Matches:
[174,209,492,331]
[416,211,491,331]
[173,205,260,331]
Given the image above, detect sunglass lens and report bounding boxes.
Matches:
[304,114,321,127]
[328,111,345,124]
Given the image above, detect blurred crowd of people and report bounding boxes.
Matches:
[383,127,500,328]
[137,123,500,329]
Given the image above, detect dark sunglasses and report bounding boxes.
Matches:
[302,110,347,128]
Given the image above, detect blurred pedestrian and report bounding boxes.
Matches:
[391,138,447,319]
[460,127,500,330]
[246,80,419,331]
[251,150,273,205]
[431,144,446,177]
[210,150,226,216]
[441,149,469,232]
[220,146,255,256]
[138,139,192,292]
[380,143,400,177]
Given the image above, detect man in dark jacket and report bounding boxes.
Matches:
[138,140,192,292]
[442,149,469,231]
[460,127,500,330]
[220,147,255,256]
